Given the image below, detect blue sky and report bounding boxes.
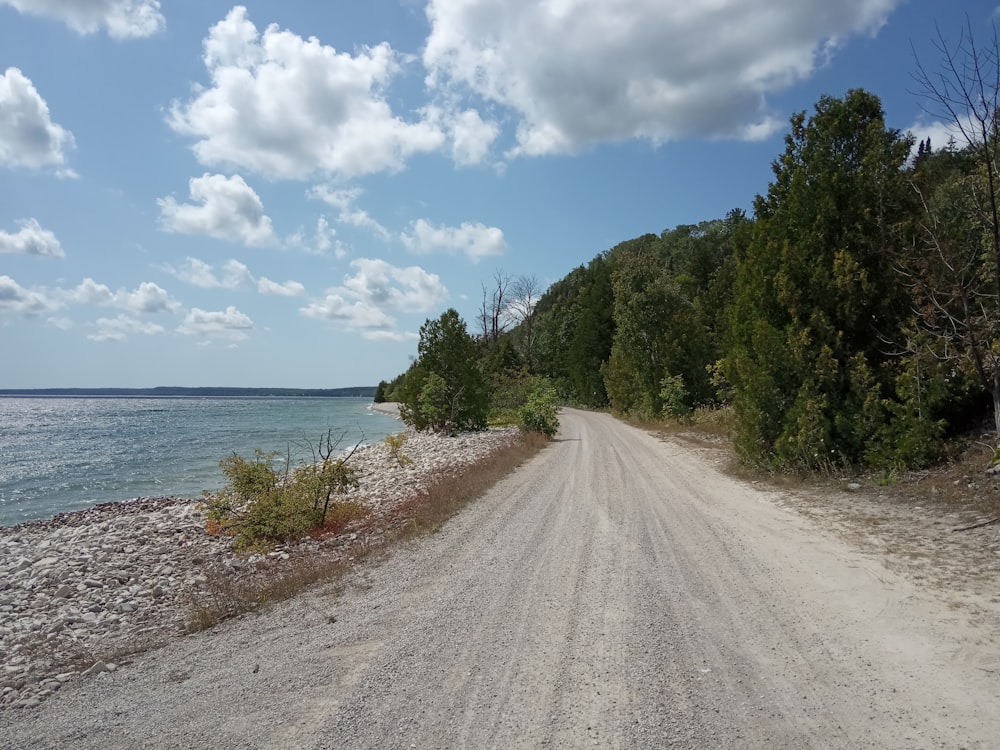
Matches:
[0,0,995,388]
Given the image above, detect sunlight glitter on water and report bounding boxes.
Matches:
[0,397,400,526]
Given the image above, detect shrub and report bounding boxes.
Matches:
[518,381,560,437]
[384,432,414,467]
[205,445,360,550]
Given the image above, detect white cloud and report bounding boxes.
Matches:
[423,0,901,155]
[158,173,277,247]
[168,6,444,180]
[164,256,303,298]
[163,257,254,290]
[0,274,57,316]
[88,315,165,342]
[66,278,180,314]
[0,0,165,38]
[426,106,500,166]
[300,257,447,337]
[449,108,500,166]
[300,294,396,331]
[401,219,505,262]
[257,277,305,296]
[0,67,74,169]
[341,258,447,313]
[308,185,392,240]
[0,218,63,257]
[362,329,420,343]
[285,216,344,257]
[177,305,253,341]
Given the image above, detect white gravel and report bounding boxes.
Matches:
[0,425,518,712]
[1,409,998,748]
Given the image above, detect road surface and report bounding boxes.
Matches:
[4,409,998,748]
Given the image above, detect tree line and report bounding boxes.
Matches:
[383,25,1000,472]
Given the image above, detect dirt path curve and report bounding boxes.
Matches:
[3,409,998,749]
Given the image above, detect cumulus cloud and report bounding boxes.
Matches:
[0,218,63,257]
[341,258,447,312]
[308,185,392,240]
[257,277,305,297]
[286,216,344,257]
[448,108,501,166]
[0,67,75,169]
[401,219,505,262]
[0,274,57,316]
[163,256,303,297]
[163,257,254,289]
[177,305,253,341]
[88,315,165,342]
[65,278,180,314]
[0,0,165,38]
[423,0,901,155]
[168,6,444,180]
[300,257,446,338]
[158,173,277,247]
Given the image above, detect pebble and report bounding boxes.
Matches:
[0,426,519,711]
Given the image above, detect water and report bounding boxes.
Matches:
[0,397,402,526]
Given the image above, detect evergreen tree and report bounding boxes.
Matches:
[725,90,913,468]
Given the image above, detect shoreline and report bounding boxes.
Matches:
[0,425,519,711]
[368,400,401,418]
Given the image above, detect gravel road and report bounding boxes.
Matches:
[3,409,998,749]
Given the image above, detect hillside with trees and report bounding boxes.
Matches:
[386,30,1000,475]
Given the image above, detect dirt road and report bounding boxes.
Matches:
[3,409,998,748]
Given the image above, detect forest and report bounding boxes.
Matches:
[384,35,1000,473]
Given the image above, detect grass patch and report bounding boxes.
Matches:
[184,430,548,632]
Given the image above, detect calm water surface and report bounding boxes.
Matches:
[0,397,401,526]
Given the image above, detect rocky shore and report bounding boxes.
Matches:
[0,424,519,711]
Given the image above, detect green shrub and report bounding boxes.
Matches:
[518,381,560,437]
[384,432,414,466]
[206,447,360,550]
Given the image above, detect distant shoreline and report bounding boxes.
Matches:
[0,386,376,399]
[369,401,401,418]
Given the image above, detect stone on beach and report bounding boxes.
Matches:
[0,425,518,712]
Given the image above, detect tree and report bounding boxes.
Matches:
[725,90,914,468]
[477,269,511,344]
[400,309,489,432]
[508,274,542,369]
[908,20,1000,442]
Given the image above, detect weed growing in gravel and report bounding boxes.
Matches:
[384,433,414,467]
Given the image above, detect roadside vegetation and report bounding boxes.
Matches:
[188,430,547,631]
[458,24,1000,484]
[192,22,1000,628]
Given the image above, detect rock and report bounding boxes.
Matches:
[53,584,73,599]
[81,661,108,677]
[846,482,862,492]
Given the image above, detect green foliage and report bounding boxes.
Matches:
[206,447,361,550]
[376,85,1000,473]
[659,374,692,420]
[518,380,560,437]
[373,380,388,403]
[532,254,615,406]
[725,90,916,469]
[384,432,413,467]
[399,309,489,432]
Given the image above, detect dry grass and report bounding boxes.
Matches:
[183,430,549,632]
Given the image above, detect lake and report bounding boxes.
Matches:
[0,396,401,526]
